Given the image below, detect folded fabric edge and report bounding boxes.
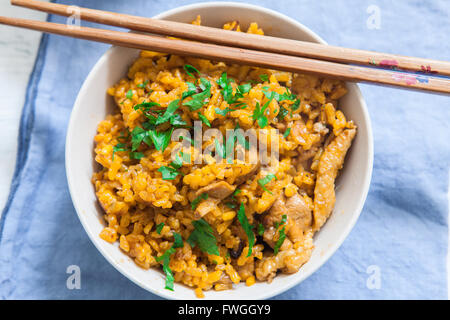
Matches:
[0,30,50,240]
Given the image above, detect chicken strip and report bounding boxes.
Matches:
[313,128,356,231]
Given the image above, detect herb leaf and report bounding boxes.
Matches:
[184,64,200,78]
[214,138,226,160]
[137,80,149,89]
[156,222,165,234]
[273,226,286,255]
[126,89,133,100]
[257,173,277,194]
[112,142,127,161]
[237,203,255,257]
[158,166,180,180]
[259,74,269,82]
[183,78,211,111]
[277,105,289,121]
[148,128,173,151]
[191,193,209,210]
[187,218,220,256]
[273,214,287,254]
[283,128,291,138]
[156,232,184,291]
[156,99,181,125]
[257,223,265,236]
[198,114,211,127]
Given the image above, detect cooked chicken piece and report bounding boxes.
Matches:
[194,181,236,219]
[313,128,356,231]
[263,192,312,246]
[195,181,236,200]
[194,198,219,219]
[291,119,308,145]
[235,162,260,185]
[255,231,314,281]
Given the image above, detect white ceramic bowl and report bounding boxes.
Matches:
[66,2,373,300]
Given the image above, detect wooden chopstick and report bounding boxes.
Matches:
[0,16,449,94]
[11,0,450,77]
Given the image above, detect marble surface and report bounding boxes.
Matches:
[0,1,48,212]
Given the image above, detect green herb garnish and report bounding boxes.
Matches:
[137,80,149,89]
[187,218,220,256]
[283,128,291,138]
[237,203,255,257]
[158,166,180,180]
[252,91,273,129]
[257,223,265,236]
[126,89,133,100]
[191,193,209,210]
[158,152,185,180]
[198,114,211,127]
[183,78,211,111]
[148,127,173,151]
[156,222,165,234]
[155,99,181,125]
[184,64,200,78]
[156,232,184,291]
[217,72,251,105]
[277,105,289,121]
[112,142,127,161]
[273,214,287,255]
[257,173,277,194]
[259,74,269,82]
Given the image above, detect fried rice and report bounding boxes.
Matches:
[92,16,356,298]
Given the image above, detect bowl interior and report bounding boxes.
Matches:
[66,2,373,300]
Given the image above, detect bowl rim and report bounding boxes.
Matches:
[66,1,373,300]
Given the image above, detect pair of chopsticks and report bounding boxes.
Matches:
[2,0,450,94]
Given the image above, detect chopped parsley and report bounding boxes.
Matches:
[214,138,226,160]
[277,105,289,121]
[259,74,269,82]
[148,127,173,151]
[257,173,277,194]
[156,222,165,234]
[187,218,220,256]
[273,214,287,255]
[216,72,251,106]
[183,78,211,111]
[158,152,185,180]
[191,193,209,210]
[155,99,181,125]
[252,91,274,128]
[262,86,301,115]
[237,203,255,257]
[198,114,211,127]
[283,128,291,138]
[126,89,133,100]
[257,223,265,236]
[112,143,127,161]
[156,232,184,291]
[225,202,237,209]
[235,130,250,150]
[137,80,148,89]
[158,166,180,180]
[134,101,160,113]
[112,132,144,161]
[184,64,200,78]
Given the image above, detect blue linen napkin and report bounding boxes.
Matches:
[0,0,449,299]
